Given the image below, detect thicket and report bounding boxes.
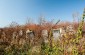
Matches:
[0,10,85,55]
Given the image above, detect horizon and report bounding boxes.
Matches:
[0,0,85,27]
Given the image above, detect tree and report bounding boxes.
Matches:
[38,15,46,25]
[26,17,33,25]
[9,21,19,28]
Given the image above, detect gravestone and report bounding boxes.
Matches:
[66,25,75,35]
[52,29,61,41]
[42,30,48,43]
[26,29,34,38]
[19,30,23,36]
[26,29,35,45]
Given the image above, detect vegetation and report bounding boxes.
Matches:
[0,9,85,55]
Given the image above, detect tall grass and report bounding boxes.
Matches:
[0,10,85,55]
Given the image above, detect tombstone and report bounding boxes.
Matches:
[1,32,6,42]
[12,31,17,39]
[52,29,61,41]
[67,25,74,32]
[2,32,6,37]
[19,38,26,46]
[26,29,34,38]
[42,30,48,43]
[66,25,75,35]
[26,29,35,45]
[42,30,48,37]
[19,30,23,37]
[11,31,19,45]
[60,27,66,37]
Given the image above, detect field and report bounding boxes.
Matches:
[0,17,85,55]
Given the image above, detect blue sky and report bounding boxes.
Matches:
[0,0,85,27]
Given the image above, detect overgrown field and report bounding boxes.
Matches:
[0,11,85,55]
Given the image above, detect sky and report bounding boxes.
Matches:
[0,0,85,27]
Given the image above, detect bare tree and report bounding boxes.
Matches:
[72,12,80,24]
[26,17,33,25]
[38,15,46,25]
[9,21,19,28]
